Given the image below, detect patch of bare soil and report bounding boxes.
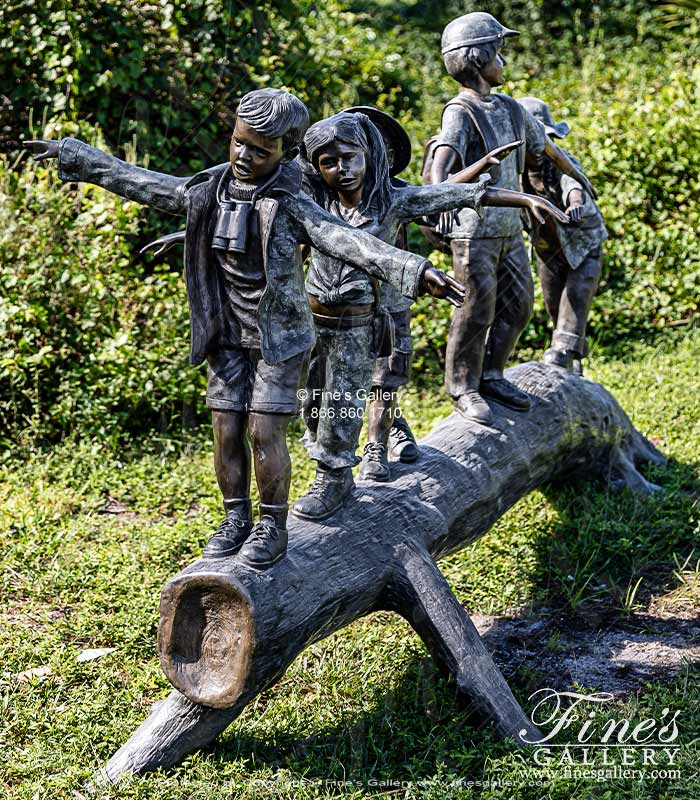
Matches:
[472,600,700,695]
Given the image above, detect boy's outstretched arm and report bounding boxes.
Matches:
[24,138,188,215]
[294,195,464,307]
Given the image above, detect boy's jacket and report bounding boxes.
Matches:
[57,139,427,365]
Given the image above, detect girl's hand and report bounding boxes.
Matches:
[420,265,466,307]
[566,188,586,223]
[566,204,585,223]
[483,140,523,167]
[527,196,569,225]
[436,209,458,236]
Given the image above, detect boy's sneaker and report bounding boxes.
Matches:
[292,466,354,521]
[202,516,253,559]
[454,390,493,426]
[358,442,391,482]
[543,347,574,371]
[480,378,531,411]
[389,415,419,463]
[238,516,288,568]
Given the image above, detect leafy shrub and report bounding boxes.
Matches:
[409,44,700,379]
[0,0,441,174]
[2,5,700,438]
[0,126,200,447]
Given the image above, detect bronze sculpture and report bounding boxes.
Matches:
[518,96,608,375]
[17,18,672,788]
[427,12,597,426]
[25,88,465,567]
[292,109,568,518]
[97,361,665,783]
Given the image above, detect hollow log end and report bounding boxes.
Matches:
[158,572,255,708]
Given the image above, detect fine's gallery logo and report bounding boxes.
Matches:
[520,689,681,773]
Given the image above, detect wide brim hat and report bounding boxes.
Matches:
[518,96,570,138]
[343,105,412,176]
[540,119,570,139]
[441,12,519,55]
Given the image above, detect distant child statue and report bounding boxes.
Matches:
[293,109,567,519]
[25,88,462,568]
[428,12,597,426]
[517,97,608,375]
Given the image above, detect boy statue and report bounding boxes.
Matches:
[429,12,597,426]
[518,96,608,375]
[25,88,464,568]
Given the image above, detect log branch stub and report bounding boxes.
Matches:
[384,542,543,744]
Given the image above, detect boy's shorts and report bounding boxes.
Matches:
[372,309,413,390]
[206,346,309,414]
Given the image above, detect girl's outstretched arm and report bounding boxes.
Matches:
[483,187,569,225]
[393,178,490,222]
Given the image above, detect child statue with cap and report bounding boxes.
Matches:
[428,12,598,426]
[25,88,464,568]
[517,96,608,375]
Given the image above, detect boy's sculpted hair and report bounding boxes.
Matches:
[443,41,499,84]
[302,112,392,219]
[237,88,310,153]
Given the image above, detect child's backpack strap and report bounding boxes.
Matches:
[493,93,527,175]
[444,94,500,163]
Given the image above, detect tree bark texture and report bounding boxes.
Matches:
[97,362,664,783]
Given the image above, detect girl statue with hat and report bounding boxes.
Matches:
[293,109,567,520]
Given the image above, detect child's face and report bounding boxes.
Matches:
[229,119,285,183]
[316,141,367,195]
[481,50,506,87]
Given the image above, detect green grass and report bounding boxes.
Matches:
[2,331,699,799]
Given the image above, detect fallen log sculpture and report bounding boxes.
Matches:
[97,362,664,783]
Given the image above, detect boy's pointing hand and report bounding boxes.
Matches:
[23,140,60,161]
[420,266,466,308]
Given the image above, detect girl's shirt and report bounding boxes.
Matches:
[305,178,489,311]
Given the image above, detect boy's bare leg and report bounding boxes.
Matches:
[539,249,601,373]
[553,249,602,375]
[536,253,565,329]
[212,410,251,499]
[537,252,572,369]
[204,410,253,558]
[238,412,292,567]
[248,412,292,522]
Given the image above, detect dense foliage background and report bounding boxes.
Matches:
[1,0,699,443]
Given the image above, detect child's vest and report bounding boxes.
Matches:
[422,93,526,184]
[419,93,526,251]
